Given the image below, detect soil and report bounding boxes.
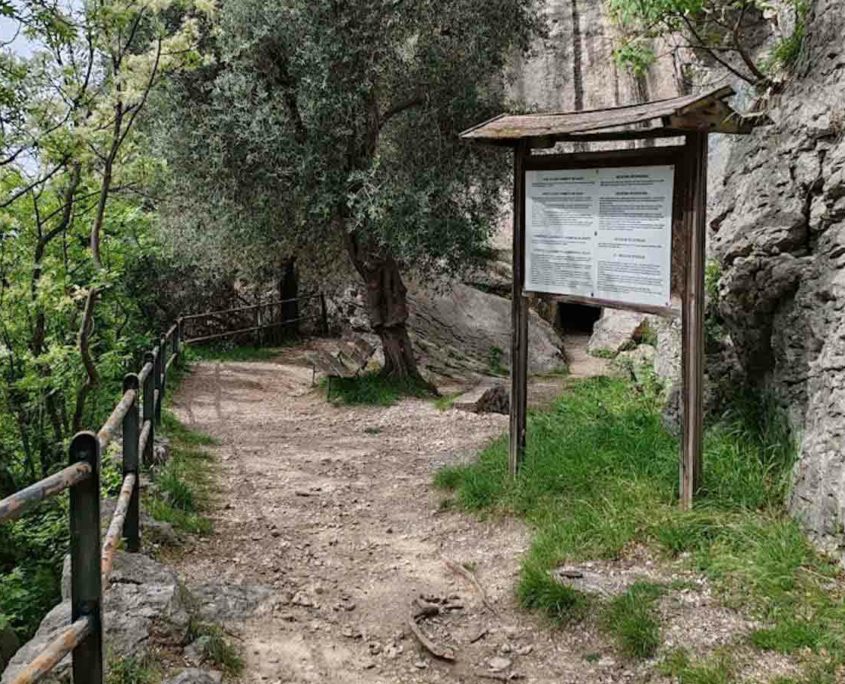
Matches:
[170,339,792,684]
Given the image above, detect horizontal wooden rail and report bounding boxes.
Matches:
[178,293,321,323]
[1,320,180,684]
[0,463,92,523]
[138,420,152,457]
[10,616,93,684]
[184,314,322,346]
[97,388,137,451]
[138,361,153,385]
[101,474,137,583]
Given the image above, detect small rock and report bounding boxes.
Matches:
[163,669,222,684]
[414,660,428,669]
[488,656,512,672]
[292,592,314,607]
[516,645,533,656]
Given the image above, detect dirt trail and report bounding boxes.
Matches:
[172,342,617,684]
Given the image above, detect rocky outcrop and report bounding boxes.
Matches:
[329,279,566,379]
[2,552,190,683]
[587,310,650,356]
[710,0,845,554]
[408,281,565,377]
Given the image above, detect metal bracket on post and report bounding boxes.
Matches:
[69,432,103,684]
[122,373,141,552]
[143,351,155,466]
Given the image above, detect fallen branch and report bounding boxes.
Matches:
[407,618,456,661]
[444,559,497,616]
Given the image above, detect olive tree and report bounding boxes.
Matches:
[157,0,541,381]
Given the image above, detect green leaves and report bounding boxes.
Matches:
[156,0,542,281]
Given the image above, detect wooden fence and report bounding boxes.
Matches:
[0,293,324,684]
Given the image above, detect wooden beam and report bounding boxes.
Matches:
[533,293,680,319]
[509,143,529,476]
[680,132,707,509]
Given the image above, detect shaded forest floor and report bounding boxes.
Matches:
[168,341,823,683]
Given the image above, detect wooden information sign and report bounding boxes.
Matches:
[460,88,759,508]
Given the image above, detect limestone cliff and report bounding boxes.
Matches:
[711,0,845,555]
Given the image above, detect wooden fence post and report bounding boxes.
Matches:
[509,142,529,476]
[69,432,103,684]
[122,373,141,552]
[155,337,164,426]
[143,351,155,466]
[173,320,181,364]
[680,132,708,508]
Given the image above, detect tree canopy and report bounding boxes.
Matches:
[157,0,542,378]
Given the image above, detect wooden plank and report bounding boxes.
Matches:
[534,293,680,319]
[680,132,707,509]
[509,143,529,476]
[461,87,738,141]
[523,145,684,171]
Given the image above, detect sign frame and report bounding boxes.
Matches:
[521,146,686,318]
[509,138,706,509]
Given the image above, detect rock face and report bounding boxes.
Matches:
[453,383,510,415]
[408,281,565,377]
[587,310,649,356]
[710,0,845,554]
[330,279,566,378]
[2,552,190,684]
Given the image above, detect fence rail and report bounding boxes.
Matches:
[180,293,327,345]
[0,292,324,684]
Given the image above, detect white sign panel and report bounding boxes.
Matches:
[524,165,675,308]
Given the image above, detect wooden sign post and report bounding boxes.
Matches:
[461,88,758,508]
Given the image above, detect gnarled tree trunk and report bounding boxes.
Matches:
[345,233,425,382]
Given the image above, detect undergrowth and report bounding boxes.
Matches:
[106,655,161,684]
[435,376,845,678]
[325,371,432,406]
[187,621,244,676]
[146,411,217,536]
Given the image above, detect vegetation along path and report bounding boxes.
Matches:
[171,342,843,683]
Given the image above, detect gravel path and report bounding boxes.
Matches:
[170,341,630,683]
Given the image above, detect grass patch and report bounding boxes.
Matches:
[433,392,461,411]
[106,655,160,684]
[325,372,431,406]
[659,649,735,684]
[146,410,217,537]
[187,621,243,676]
[435,376,845,678]
[601,582,664,659]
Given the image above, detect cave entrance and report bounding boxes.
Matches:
[557,302,601,335]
